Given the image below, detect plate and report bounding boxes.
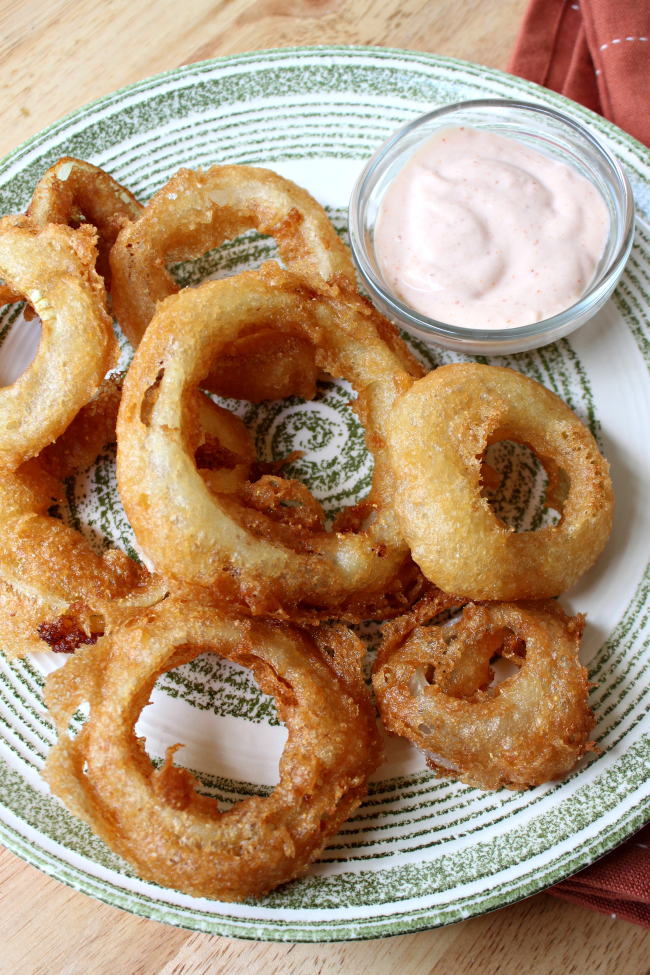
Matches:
[2,46,650,943]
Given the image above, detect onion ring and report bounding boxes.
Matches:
[386,363,614,600]
[43,600,384,901]
[0,376,164,658]
[116,262,421,620]
[373,600,596,790]
[0,217,118,472]
[0,455,164,658]
[39,373,124,480]
[25,157,142,289]
[110,164,424,400]
[205,328,323,402]
[0,382,240,658]
[110,164,354,402]
[110,164,356,343]
[2,375,142,649]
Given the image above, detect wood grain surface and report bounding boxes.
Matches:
[1,2,650,973]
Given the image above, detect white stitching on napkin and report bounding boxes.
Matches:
[601,37,648,50]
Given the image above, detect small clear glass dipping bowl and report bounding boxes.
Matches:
[348,99,635,354]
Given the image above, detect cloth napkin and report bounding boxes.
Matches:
[507,0,650,148]
[509,0,650,927]
[550,823,650,928]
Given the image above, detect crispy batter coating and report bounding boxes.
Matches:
[386,363,614,600]
[39,373,124,480]
[38,614,102,653]
[0,458,164,658]
[111,164,358,349]
[0,382,242,658]
[374,600,596,790]
[25,157,143,289]
[110,164,424,401]
[0,217,118,472]
[110,164,357,402]
[43,600,384,901]
[117,262,425,621]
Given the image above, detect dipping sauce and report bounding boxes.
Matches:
[374,126,610,329]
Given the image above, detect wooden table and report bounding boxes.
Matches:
[1,2,650,973]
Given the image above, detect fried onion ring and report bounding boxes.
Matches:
[0,380,242,658]
[386,363,614,600]
[373,600,596,790]
[109,164,424,400]
[110,164,356,343]
[43,600,384,901]
[117,263,421,620]
[0,217,118,472]
[110,164,355,401]
[0,456,164,658]
[0,373,174,658]
[24,157,142,289]
[39,373,124,480]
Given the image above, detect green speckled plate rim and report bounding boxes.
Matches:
[0,45,650,941]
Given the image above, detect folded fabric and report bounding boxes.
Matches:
[550,823,650,928]
[508,0,650,148]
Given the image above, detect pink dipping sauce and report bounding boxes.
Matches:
[374,126,610,329]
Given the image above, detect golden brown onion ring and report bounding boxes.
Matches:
[110,164,424,400]
[117,263,419,620]
[0,377,229,657]
[110,164,357,345]
[0,382,243,658]
[38,372,246,483]
[39,373,124,480]
[110,164,352,402]
[386,363,614,600]
[25,157,142,289]
[0,217,118,473]
[373,600,596,790]
[0,457,164,658]
[43,600,384,901]
[207,328,322,403]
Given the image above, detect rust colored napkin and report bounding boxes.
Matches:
[507,0,650,148]
[509,0,650,926]
[550,823,650,928]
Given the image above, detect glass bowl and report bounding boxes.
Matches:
[348,99,635,355]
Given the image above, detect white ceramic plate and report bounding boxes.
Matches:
[1,47,650,942]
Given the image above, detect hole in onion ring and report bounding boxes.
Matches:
[138,652,289,792]
[485,628,527,693]
[482,440,563,532]
[488,655,522,689]
[0,303,42,388]
[140,369,164,426]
